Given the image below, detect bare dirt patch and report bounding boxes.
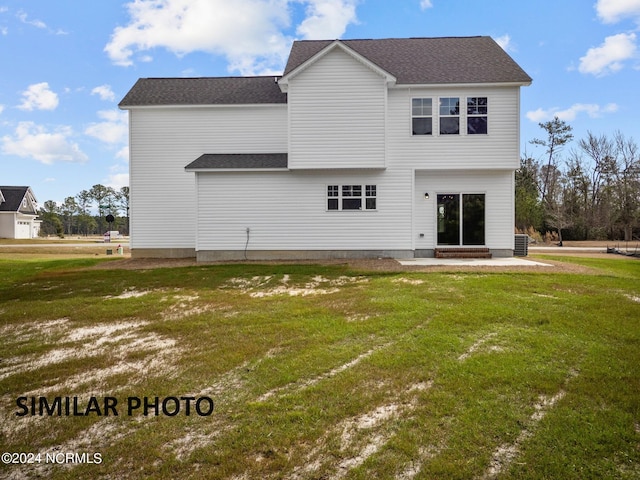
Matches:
[89,254,632,276]
[458,332,500,362]
[287,380,430,480]
[258,344,388,401]
[222,274,369,298]
[479,369,579,480]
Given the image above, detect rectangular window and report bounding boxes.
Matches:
[467,97,488,134]
[327,184,377,211]
[439,97,460,135]
[412,98,432,135]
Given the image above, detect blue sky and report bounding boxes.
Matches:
[1,0,639,205]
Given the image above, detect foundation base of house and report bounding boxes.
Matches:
[196,249,414,262]
[132,248,514,261]
[196,249,514,262]
[132,248,196,259]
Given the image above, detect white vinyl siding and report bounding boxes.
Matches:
[287,48,387,169]
[414,170,515,250]
[128,105,287,250]
[194,170,411,252]
[126,50,525,257]
[387,87,521,170]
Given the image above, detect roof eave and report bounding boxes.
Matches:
[185,167,290,173]
[120,103,287,110]
[392,80,532,89]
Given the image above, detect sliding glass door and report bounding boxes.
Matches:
[437,193,485,246]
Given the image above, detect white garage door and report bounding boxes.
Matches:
[16,221,31,239]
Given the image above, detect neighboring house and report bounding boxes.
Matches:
[119,36,532,261]
[0,186,41,239]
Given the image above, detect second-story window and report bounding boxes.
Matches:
[467,97,488,134]
[439,97,460,135]
[412,98,432,135]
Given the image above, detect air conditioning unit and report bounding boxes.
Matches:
[514,234,529,257]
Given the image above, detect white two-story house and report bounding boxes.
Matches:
[119,36,532,261]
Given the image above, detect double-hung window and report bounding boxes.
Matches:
[439,97,460,135]
[412,98,432,135]
[327,184,377,211]
[467,97,488,134]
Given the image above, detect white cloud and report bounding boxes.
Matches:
[106,157,130,191]
[91,85,116,102]
[116,146,130,162]
[578,32,637,76]
[106,172,130,191]
[296,0,359,39]
[494,34,514,52]
[85,110,128,145]
[526,103,619,123]
[16,10,67,34]
[105,0,292,74]
[420,0,433,10]
[17,10,46,29]
[1,121,88,164]
[596,0,640,23]
[18,82,59,111]
[104,0,359,75]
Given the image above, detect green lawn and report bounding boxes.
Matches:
[0,256,638,479]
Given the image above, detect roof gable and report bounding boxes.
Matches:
[278,40,396,91]
[0,186,38,214]
[284,37,532,85]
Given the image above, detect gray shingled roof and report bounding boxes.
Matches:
[185,153,288,170]
[284,37,532,85]
[119,76,287,107]
[0,186,35,213]
[120,36,531,107]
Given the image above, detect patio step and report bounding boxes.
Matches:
[434,248,492,259]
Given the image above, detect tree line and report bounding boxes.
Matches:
[39,185,129,237]
[516,118,640,243]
